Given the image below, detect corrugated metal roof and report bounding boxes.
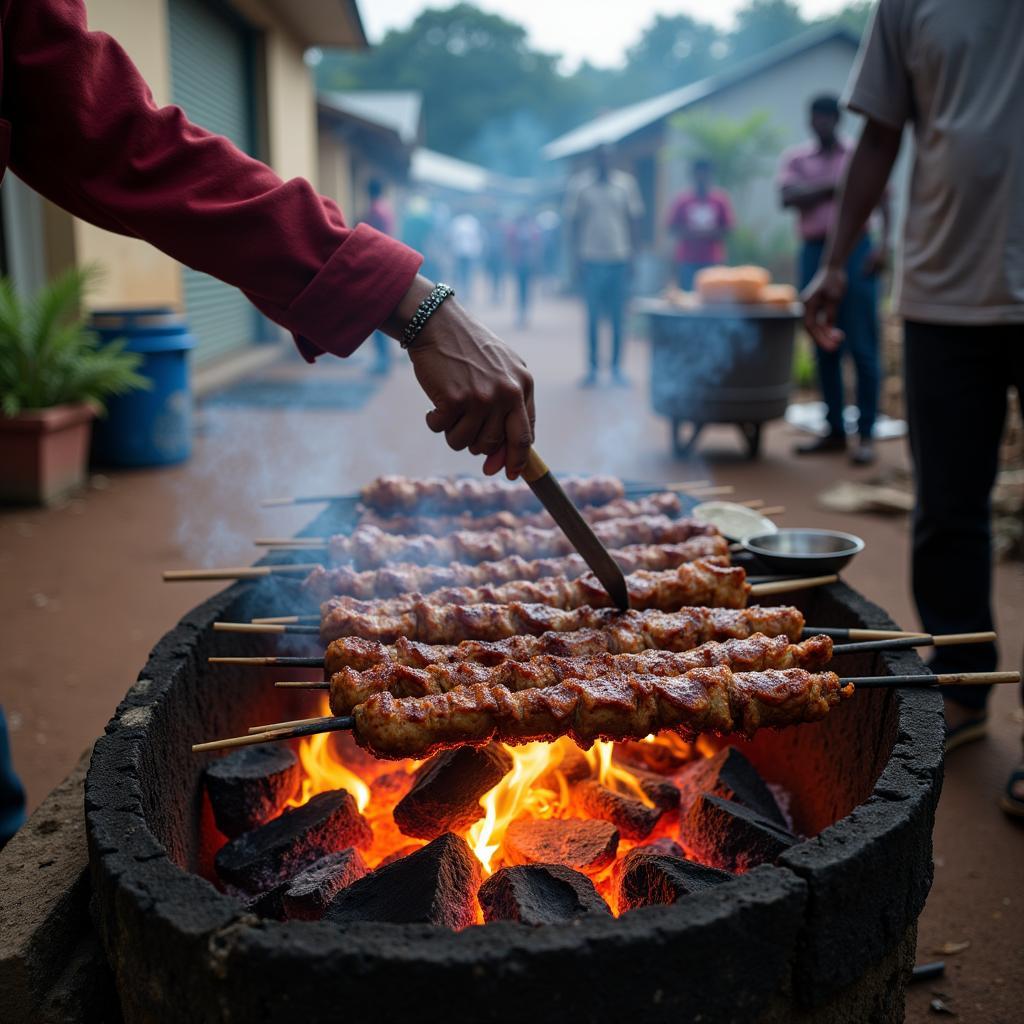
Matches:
[318,90,423,145]
[544,25,860,161]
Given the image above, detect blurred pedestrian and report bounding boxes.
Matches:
[483,213,508,305]
[358,179,398,374]
[802,0,1024,815]
[778,94,889,465]
[401,194,436,280]
[565,144,644,387]
[536,208,562,291]
[667,158,734,289]
[449,210,484,301]
[507,212,542,328]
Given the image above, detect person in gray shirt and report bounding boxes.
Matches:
[802,0,1024,816]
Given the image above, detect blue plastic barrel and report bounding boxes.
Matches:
[89,308,196,466]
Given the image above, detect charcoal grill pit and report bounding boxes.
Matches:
[85,494,942,1024]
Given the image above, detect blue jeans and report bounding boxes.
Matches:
[582,261,629,372]
[677,261,712,290]
[799,235,880,438]
[0,707,26,847]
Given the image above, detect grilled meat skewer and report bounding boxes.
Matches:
[355,492,682,536]
[302,535,729,602]
[329,632,832,714]
[322,605,806,673]
[330,514,713,569]
[352,667,852,760]
[319,561,749,643]
[360,474,625,515]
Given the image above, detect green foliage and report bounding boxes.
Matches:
[793,336,817,389]
[0,267,150,417]
[728,225,797,284]
[729,0,807,61]
[668,110,784,195]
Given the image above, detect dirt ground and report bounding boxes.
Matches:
[1,291,1020,1021]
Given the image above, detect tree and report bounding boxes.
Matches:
[618,15,726,102]
[729,0,808,61]
[668,110,784,196]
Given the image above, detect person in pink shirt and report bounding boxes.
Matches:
[778,94,889,464]
[666,159,735,290]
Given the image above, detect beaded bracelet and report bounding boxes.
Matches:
[401,282,455,349]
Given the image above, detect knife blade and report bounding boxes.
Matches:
[521,449,631,611]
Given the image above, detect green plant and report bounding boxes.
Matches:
[0,266,149,416]
[667,109,785,198]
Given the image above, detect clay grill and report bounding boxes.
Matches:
[85,495,943,1024]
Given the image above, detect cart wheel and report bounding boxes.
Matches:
[672,420,704,459]
[740,422,762,459]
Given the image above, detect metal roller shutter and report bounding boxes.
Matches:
[168,0,258,364]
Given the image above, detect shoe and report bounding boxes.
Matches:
[579,370,599,388]
[849,439,876,465]
[611,369,631,388]
[794,433,846,456]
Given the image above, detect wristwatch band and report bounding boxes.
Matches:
[401,283,455,350]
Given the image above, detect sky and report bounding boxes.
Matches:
[358,1,857,69]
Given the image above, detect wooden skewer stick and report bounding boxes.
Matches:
[737,499,765,508]
[251,615,312,625]
[275,680,330,689]
[164,564,321,582]
[748,575,837,597]
[758,505,786,517]
[848,671,1020,689]
[191,669,1023,753]
[213,622,319,635]
[670,483,734,496]
[248,715,334,734]
[254,538,327,548]
[802,626,927,641]
[831,631,996,656]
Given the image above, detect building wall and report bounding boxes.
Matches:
[317,131,356,220]
[35,0,319,314]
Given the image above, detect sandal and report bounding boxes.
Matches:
[944,714,988,754]
[998,765,1024,819]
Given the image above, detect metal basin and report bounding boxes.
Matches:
[743,529,865,574]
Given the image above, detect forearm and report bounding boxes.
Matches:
[822,120,902,269]
[3,0,420,358]
[780,182,834,210]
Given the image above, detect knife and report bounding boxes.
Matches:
[521,448,631,611]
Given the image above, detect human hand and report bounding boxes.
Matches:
[407,299,535,479]
[801,265,848,352]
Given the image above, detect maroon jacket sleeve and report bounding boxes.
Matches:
[0,0,422,360]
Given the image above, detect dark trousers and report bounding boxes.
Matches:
[676,261,712,290]
[582,261,629,371]
[515,266,532,324]
[0,707,26,848]
[800,235,880,438]
[904,320,1024,710]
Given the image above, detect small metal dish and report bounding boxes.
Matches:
[742,528,865,574]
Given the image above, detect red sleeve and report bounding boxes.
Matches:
[666,194,686,230]
[0,0,421,361]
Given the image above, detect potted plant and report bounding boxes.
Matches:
[0,267,149,504]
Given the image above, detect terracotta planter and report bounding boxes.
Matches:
[0,403,95,505]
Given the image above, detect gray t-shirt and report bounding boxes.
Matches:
[564,169,644,263]
[845,0,1024,324]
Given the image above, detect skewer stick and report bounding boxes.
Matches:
[847,671,1020,689]
[831,631,996,656]
[254,538,326,548]
[748,574,837,596]
[208,655,325,667]
[758,505,786,517]
[193,716,355,752]
[164,564,321,581]
[802,626,926,640]
[251,615,312,625]
[248,715,334,734]
[670,483,734,497]
[275,680,330,689]
[213,622,319,635]
[191,670,1023,753]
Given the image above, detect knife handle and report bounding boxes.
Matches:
[522,448,549,484]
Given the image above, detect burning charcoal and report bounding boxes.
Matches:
[325,832,479,930]
[682,795,797,872]
[204,746,301,838]
[635,770,681,813]
[634,837,687,859]
[246,884,288,921]
[504,817,619,872]
[378,843,424,867]
[215,790,372,893]
[675,747,786,827]
[614,738,694,775]
[282,848,368,921]
[574,780,663,840]
[478,864,611,925]
[616,849,733,911]
[393,744,512,840]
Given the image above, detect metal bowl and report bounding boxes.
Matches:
[742,528,865,574]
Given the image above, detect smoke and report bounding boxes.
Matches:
[463,109,553,180]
